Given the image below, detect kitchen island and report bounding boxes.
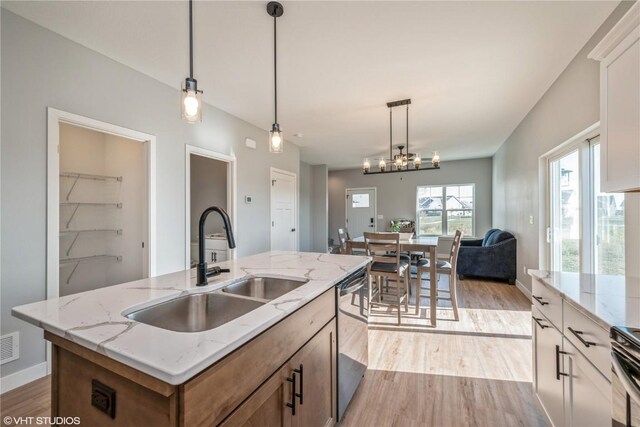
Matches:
[12,251,370,426]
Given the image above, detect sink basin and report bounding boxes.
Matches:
[222,277,308,301]
[126,293,264,332]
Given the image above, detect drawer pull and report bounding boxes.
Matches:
[286,372,297,415]
[556,345,569,380]
[532,295,549,306]
[533,317,549,329]
[568,327,596,348]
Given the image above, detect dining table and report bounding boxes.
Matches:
[346,235,440,326]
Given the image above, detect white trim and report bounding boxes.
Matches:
[47,108,157,372]
[588,1,639,61]
[345,187,378,233]
[0,362,47,394]
[184,145,237,269]
[515,279,532,300]
[270,167,299,251]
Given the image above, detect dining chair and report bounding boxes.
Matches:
[415,229,462,321]
[364,232,410,325]
[337,227,350,254]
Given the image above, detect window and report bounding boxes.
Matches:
[546,133,625,276]
[416,184,474,236]
[351,193,369,208]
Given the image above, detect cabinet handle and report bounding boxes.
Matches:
[568,327,596,348]
[286,373,297,415]
[532,317,549,329]
[294,364,303,405]
[214,252,217,263]
[532,295,548,306]
[555,345,569,380]
[211,252,214,262]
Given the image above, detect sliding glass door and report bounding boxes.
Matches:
[549,149,581,273]
[547,132,625,276]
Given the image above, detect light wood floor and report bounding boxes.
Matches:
[340,277,549,427]
[0,278,547,427]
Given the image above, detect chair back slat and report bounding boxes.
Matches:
[337,228,349,254]
[449,229,463,274]
[364,232,401,266]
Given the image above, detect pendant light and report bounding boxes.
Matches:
[267,2,284,153]
[181,0,202,124]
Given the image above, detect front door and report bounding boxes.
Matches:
[271,169,297,251]
[346,188,376,238]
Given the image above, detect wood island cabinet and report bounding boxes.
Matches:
[47,287,337,427]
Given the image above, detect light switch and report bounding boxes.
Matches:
[245,138,257,149]
[377,215,384,220]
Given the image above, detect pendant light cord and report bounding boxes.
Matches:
[273,13,278,124]
[189,0,193,79]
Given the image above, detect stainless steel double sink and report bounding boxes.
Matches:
[125,277,308,332]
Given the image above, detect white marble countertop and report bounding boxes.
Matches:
[12,251,370,385]
[528,269,640,330]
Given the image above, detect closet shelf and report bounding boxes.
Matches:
[60,172,123,182]
[60,229,122,235]
[60,202,122,229]
[60,255,122,284]
[60,229,123,257]
[60,172,122,201]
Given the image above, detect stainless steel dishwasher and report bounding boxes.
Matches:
[336,267,368,421]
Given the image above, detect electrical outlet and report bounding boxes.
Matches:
[91,380,116,419]
[529,215,534,225]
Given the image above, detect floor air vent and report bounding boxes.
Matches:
[0,332,19,364]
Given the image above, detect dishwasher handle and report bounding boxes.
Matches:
[612,350,640,405]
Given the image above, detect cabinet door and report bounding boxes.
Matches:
[563,338,611,427]
[289,320,337,427]
[220,365,293,427]
[534,313,565,427]
[601,26,640,192]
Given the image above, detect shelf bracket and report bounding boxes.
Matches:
[65,175,81,201]
[65,204,81,229]
[66,232,80,257]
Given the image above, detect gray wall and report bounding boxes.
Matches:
[299,162,328,253]
[328,158,493,245]
[492,2,635,292]
[1,11,300,378]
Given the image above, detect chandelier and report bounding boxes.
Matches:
[363,99,441,175]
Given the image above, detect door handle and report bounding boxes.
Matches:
[556,345,568,380]
[294,364,303,404]
[286,372,297,415]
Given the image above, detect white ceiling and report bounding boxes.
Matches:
[3,1,617,168]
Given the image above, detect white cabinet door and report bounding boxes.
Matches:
[563,338,611,427]
[534,311,565,427]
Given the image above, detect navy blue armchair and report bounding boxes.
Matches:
[457,229,517,284]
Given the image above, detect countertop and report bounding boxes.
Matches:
[12,251,370,385]
[528,269,640,330]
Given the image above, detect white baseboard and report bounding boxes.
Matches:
[0,362,47,394]
[515,279,532,300]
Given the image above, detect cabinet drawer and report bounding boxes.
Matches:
[205,238,228,250]
[531,278,562,330]
[563,300,611,381]
[205,250,227,263]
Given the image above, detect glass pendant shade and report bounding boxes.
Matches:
[181,78,202,124]
[269,124,283,153]
[414,154,422,169]
[432,151,441,167]
[363,159,370,173]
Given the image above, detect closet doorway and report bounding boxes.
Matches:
[47,108,156,299]
[185,145,236,269]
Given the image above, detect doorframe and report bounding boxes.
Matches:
[185,144,237,269]
[46,107,157,372]
[270,167,298,251]
[345,187,378,233]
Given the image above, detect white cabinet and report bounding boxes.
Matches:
[563,338,612,427]
[533,308,565,427]
[205,237,228,263]
[589,2,640,193]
